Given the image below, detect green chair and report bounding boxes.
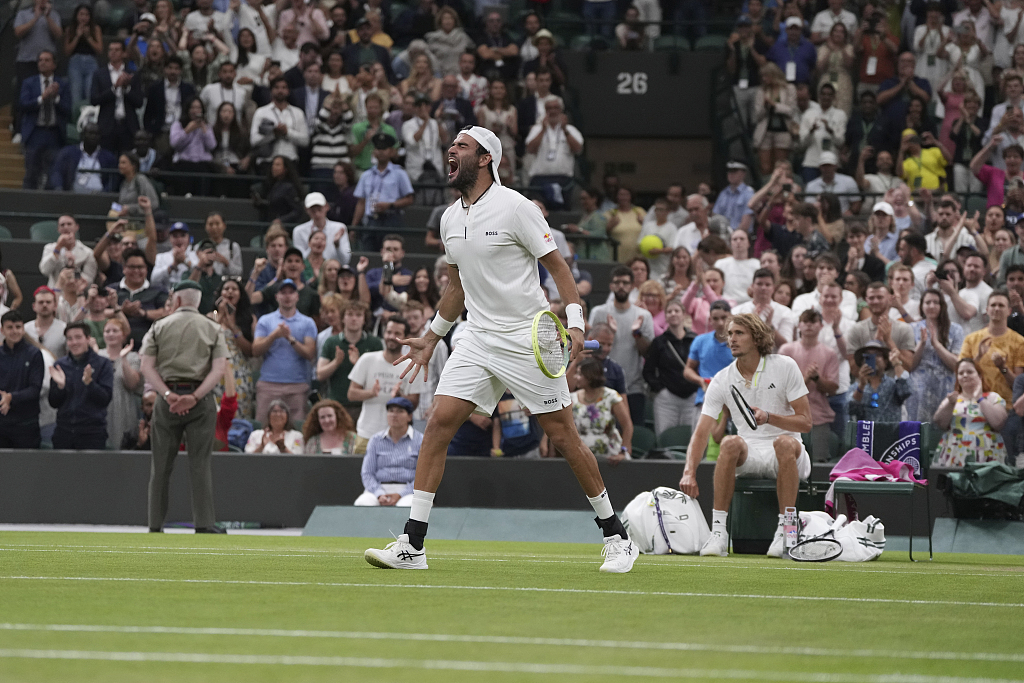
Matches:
[965,194,987,217]
[833,422,937,560]
[654,35,691,51]
[30,220,60,243]
[631,425,657,458]
[693,34,728,51]
[250,234,264,249]
[0,225,12,240]
[657,424,692,449]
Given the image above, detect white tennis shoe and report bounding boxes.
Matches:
[599,535,639,573]
[700,529,730,557]
[364,534,428,569]
[767,525,786,558]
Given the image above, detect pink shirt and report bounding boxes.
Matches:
[278,7,329,48]
[778,341,839,426]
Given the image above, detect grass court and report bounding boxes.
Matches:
[0,531,1022,682]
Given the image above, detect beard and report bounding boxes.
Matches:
[613,289,630,303]
[448,159,480,193]
[385,340,403,354]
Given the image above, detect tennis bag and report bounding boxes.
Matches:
[796,511,885,562]
[621,487,710,554]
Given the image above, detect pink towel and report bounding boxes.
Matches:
[825,448,927,514]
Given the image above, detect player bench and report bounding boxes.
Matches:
[727,479,828,554]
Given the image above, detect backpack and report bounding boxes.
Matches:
[621,487,710,555]
[227,419,253,451]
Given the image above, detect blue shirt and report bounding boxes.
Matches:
[765,36,817,84]
[0,339,44,426]
[254,309,318,384]
[361,426,422,496]
[602,357,627,396]
[688,331,734,404]
[352,162,414,224]
[712,183,755,229]
[877,76,932,126]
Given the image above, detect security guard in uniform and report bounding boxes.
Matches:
[140,280,229,533]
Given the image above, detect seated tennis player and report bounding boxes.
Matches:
[363,126,638,573]
[679,313,812,558]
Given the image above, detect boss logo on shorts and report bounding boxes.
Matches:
[485,231,498,236]
[543,398,558,405]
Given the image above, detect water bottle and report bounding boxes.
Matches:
[784,506,798,549]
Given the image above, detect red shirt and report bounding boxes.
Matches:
[177,394,237,452]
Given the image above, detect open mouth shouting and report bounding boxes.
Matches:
[448,155,460,182]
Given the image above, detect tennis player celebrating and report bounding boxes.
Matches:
[364,126,639,573]
[679,313,812,558]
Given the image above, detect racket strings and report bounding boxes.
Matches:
[536,318,567,374]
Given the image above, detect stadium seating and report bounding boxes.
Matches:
[657,424,691,450]
[631,425,657,458]
[29,220,60,243]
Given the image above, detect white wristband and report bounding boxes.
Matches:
[429,313,456,337]
[565,303,585,331]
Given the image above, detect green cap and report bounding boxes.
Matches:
[196,239,216,251]
[172,280,203,292]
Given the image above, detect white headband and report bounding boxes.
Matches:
[461,126,503,187]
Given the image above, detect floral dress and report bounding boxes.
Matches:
[935,394,1008,467]
[303,432,357,456]
[572,388,625,460]
[219,332,258,421]
[907,321,963,422]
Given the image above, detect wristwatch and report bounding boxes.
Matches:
[163,389,171,399]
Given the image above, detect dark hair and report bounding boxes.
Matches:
[819,82,836,95]
[848,222,868,237]
[577,357,605,389]
[791,202,819,220]
[819,193,842,223]
[919,288,950,350]
[215,278,255,343]
[1,310,23,325]
[697,234,729,255]
[283,247,304,261]
[628,256,650,277]
[610,265,633,283]
[179,95,205,128]
[859,90,877,101]
[752,267,775,282]
[122,247,147,264]
[300,41,320,54]
[120,150,141,172]
[213,101,246,157]
[386,315,410,336]
[333,161,356,187]
[269,75,289,90]
[709,299,732,314]
[412,267,441,308]
[814,252,841,270]
[236,28,258,67]
[1005,144,1024,159]
[1005,264,1024,279]
[262,155,305,197]
[64,321,92,338]
[938,198,959,211]
[383,233,405,247]
[900,232,927,255]
[846,269,870,296]
[798,309,821,323]
[165,54,184,68]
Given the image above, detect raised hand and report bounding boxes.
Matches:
[606,313,618,334]
[347,344,360,365]
[357,256,369,273]
[49,364,66,389]
[371,379,381,397]
[120,338,135,358]
[976,336,993,360]
[991,348,1006,370]
[394,336,437,383]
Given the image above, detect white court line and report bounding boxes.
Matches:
[0,648,1020,683]
[1,623,1021,664]
[2,575,1022,609]
[0,545,1020,579]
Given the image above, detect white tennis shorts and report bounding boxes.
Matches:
[734,437,812,481]
[435,328,571,416]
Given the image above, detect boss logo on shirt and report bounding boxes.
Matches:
[485,231,498,236]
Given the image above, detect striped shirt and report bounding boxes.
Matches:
[311,106,353,170]
[361,426,422,496]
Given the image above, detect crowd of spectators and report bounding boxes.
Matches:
[13,0,600,215]
[5,0,1024,509]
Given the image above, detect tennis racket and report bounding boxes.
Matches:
[788,514,846,562]
[532,310,600,379]
[730,384,758,431]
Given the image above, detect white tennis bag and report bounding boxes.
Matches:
[621,487,710,554]
[797,511,886,562]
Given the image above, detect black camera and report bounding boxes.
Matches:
[867,11,883,32]
[382,261,395,286]
[935,269,948,281]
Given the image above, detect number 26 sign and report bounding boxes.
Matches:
[616,72,648,95]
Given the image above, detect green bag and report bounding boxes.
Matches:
[942,459,1024,520]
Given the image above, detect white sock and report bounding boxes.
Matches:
[588,489,615,520]
[409,489,435,524]
[777,514,785,531]
[712,509,728,531]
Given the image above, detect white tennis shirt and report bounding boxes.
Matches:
[701,354,809,445]
[441,185,559,335]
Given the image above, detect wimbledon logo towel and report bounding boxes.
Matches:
[855,420,922,478]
